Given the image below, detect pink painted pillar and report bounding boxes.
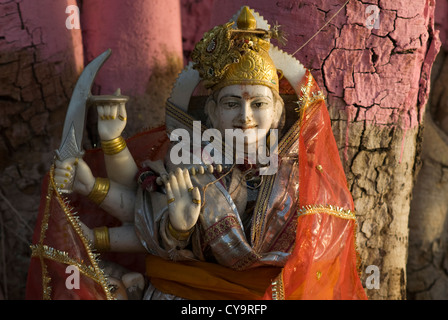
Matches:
[180,0,214,62]
[81,0,184,134]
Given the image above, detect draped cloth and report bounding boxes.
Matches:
[264,72,366,300]
[25,70,367,300]
[146,255,281,300]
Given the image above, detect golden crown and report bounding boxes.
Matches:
[191,6,280,93]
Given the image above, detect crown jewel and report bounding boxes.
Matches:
[191,6,279,93]
[237,6,257,30]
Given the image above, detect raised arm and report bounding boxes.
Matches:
[97,101,138,189]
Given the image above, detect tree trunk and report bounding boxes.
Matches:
[0,0,83,299]
[407,42,448,299]
[209,0,440,299]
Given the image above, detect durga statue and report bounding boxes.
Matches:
[26,6,367,300]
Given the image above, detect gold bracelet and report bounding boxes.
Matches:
[101,136,127,155]
[87,177,110,205]
[167,221,194,241]
[94,226,110,252]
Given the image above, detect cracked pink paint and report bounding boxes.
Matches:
[208,0,440,131]
[0,0,84,71]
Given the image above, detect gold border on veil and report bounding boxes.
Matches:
[30,165,114,300]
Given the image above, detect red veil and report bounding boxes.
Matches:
[263,71,367,300]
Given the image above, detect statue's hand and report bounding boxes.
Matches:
[54,158,95,196]
[165,168,201,232]
[97,102,127,141]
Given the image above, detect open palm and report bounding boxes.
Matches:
[165,168,201,232]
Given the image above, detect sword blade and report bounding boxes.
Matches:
[56,49,111,161]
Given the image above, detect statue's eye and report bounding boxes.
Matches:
[225,102,239,108]
[253,102,266,108]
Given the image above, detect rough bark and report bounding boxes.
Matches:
[209,0,440,299]
[407,46,448,299]
[0,0,83,299]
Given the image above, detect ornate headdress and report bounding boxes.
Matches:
[191,6,280,93]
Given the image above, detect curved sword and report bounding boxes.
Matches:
[55,49,112,161]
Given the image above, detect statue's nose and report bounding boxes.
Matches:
[239,101,254,123]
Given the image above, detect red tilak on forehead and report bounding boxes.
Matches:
[242,92,251,100]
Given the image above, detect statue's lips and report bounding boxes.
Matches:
[233,125,258,131]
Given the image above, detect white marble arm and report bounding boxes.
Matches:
[108,224,146,252]
[55,158,146,253]
[104,151,138,189]
[99,180,136,223]
[80,221,146,253]
[97,102,138,188]
[54,158,135,223]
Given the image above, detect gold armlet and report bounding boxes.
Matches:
[93,226,110,252]
[168,221,194,241]
[101,136,127,155]
[87,177,110,205]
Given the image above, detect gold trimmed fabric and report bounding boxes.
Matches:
[166,100,207,134]
[250,173,277,249]
[297,205,356,220]
[28,166,114,300]
[271,272,285,300]
[203,216,241,245]
[30,245,100,281]
[269,204,360,300]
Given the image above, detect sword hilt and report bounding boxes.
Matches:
[53,150,85,195]
[88,88,129,107]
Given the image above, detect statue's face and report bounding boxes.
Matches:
[207,85,282,147]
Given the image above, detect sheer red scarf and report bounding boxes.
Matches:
[261,71,367,300]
